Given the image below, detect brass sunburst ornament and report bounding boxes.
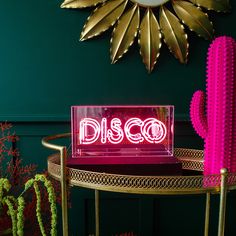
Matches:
[61,0,230,72]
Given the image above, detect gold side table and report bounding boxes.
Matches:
[42,133,236,236]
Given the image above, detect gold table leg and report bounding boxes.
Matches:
[61,147,69,236]
[204,192,210,236]
[42,134,70,236]
[95,190,100,236]
[218,168,228,236]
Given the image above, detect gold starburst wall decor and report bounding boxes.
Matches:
[61,0,230,73]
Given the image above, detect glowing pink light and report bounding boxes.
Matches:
[101,118,107,144]
[79,117,167,145]
[124,118,144,144]
[107,118,124,144]
[80,118,100,144]
[141,118,167,144]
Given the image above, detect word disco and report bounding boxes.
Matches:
[79,117,167,145]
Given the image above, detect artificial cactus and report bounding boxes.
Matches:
[190,36,236,175]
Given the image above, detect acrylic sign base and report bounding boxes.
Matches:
[67,155,182,176]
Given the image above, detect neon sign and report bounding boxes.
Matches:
[69,106,182,175]
[71,106,174,162]
[79,117,167,145]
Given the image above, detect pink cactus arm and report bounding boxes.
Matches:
[190,90,207,139]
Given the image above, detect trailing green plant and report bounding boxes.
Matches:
[0,122,62,235]
[0,174,57,236]
[24,175,57,236]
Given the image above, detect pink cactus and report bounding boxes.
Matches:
[190,36,236,175]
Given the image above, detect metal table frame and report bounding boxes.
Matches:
[42,133,236,236]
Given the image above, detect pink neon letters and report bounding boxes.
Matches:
[79,117,167,145]
[79,118,100,145]
[124,118,144,144]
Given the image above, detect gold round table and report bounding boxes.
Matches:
[42,133,236,236]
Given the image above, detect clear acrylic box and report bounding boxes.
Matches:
[71,105,175,165]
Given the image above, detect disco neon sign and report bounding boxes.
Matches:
[79,117,167,145]
[70,106,179,172]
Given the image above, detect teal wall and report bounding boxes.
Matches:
[1,0,236,235]
[1,0,235,121]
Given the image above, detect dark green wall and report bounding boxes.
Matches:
[1,1,236,236]
[1,0,236,121]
